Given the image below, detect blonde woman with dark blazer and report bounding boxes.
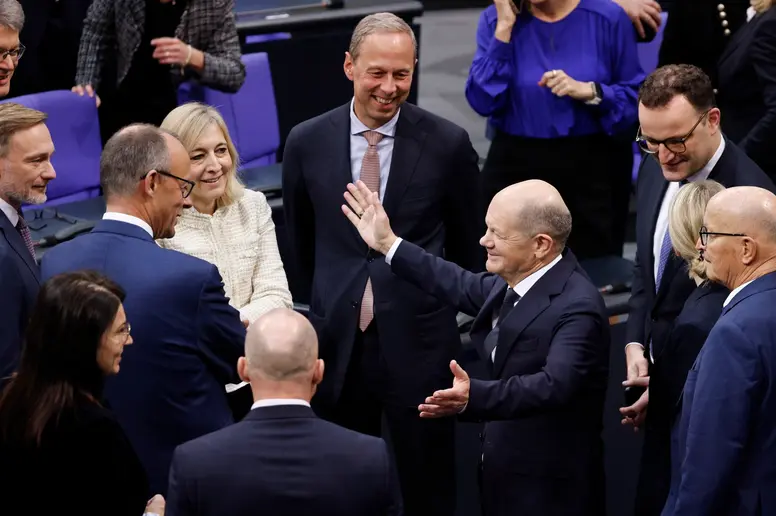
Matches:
[158,103,292,324]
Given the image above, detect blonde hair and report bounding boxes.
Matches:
[668,179,726,281]
[160,102,243,209]
[0,103,47,158]
[349,13,417,61]
[751,0,774,13]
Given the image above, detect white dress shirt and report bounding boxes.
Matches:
[0,197,19,227]
[102,212,153,237]
[723,280,754,308]
[251,398,311,410]
[349,98,400,202]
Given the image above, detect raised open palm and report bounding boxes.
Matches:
[341,181,396,254]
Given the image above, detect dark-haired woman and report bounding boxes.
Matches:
[0,271,163,515]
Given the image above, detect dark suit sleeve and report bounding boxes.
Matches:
[166,446,195,516]
[465,296,606,420]
[378,439,404,516]
[391,240,500,316]
[625,157,650,346]
[672,322,761,516]
[739,17,776,168]
[442,128,485,273]
[0,251,24,380]
[196,266,245,385]
[281,127,315,297]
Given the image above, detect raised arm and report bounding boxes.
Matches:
[238,192,293,323]
[74,0,116,90]
[187,0,246,93]
[465,3,516,117]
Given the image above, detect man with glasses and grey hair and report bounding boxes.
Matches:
[622,64,775,516]
[40,124,247,497]
[0,0,24,97]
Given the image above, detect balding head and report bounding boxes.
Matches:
[701,186,776,289]
[481,180,572,286]
[238,309,324,402]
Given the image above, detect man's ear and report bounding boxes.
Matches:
[313,359,324,386]
[344,52,355,81]
[237,356,250,383]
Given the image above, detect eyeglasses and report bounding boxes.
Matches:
[636,110,711,155]
[699,225,746,246]
[0,44,25,62]
[117,323,131,344]
[140,169,195,198]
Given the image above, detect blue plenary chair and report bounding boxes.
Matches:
[1,90,102,208]
[179,52,280,169]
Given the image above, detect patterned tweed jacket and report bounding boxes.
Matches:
[75,0,246,93]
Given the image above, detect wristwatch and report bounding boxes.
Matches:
[585,82,603,105]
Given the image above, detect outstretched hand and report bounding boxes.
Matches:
[341,181,398,255]
[418,360,471,418]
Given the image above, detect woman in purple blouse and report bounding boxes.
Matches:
[467,0,645,259]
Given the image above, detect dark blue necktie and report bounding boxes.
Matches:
[484,288,520,360]
[655,180,688,292]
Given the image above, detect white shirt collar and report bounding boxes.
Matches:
[251,398,311,410]
[687,137,725,183]
[349,98,400,138]
[723,279,754,308]
[0,197,19,227]
[510,253,563,297]
[102,212,153,237]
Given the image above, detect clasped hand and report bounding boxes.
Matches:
[538,70,594,101]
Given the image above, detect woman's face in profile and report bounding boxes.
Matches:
[96,304,132,375]
[188,123,233,208]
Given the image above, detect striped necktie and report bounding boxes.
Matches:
[358,130,384,332]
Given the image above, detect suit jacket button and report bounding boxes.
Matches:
[351,301,358,308]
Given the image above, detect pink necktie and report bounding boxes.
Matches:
[358,130,383,332]
[16,212,36,262]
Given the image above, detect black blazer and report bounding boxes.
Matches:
[0,210,39,380]
[389,242,610,516]
[626,138,773,359]
[282,102,483,407]
[658,0,749,87]
[166,404,402,516]
[634,281,729,516]
[717,7,776,181]
[0,398,149,514]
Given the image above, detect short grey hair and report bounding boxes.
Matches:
[0,0,24,32]
[348,12,417,61]
[100,124,172,199]
[520,202,573,250]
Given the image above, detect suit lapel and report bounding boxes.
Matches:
[330,104,365,245]
[473,281,509,363]
[492,253,576,377]
[382,105,427,220]
[718,15,757,68]
[0,211,39,282]
[642,157,669,295]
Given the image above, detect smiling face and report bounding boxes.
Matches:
[96,303,132,376]
[0,123,56,207]
[0,26,20,97]
[188,123,234,214]
[344,31,415,129]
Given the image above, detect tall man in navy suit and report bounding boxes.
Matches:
[167,308,402,516]
[282,12,482,516]
[662,186,776,515]
[622,64,775,516]
[40,124,246,495]
[0,103,55,380]
[342,179,610,516]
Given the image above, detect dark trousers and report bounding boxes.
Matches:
[318,322,456,516]
[481,131,633,259]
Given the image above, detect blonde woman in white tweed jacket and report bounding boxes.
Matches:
[157,102,292,323]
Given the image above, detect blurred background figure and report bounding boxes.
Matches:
[0,0,24,98]
[622,179,728,516]
[716,0,776,182]
[158,102,292,325]
[167,308,402,516]
[73,0,246,143]
[467,0,644,260]
[0,270,165,516]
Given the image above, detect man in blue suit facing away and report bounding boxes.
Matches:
[0,103,55,381]
[662,186,776,516]
[343,179,610,516]
[167,308,402,516]
[40,124,246,495]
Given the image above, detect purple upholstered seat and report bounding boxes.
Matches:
[178,52,280,169]
[0,90,102,207]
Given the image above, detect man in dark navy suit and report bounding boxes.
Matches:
[0,103,55,380]
[40,124,246,495]
[167,308,402,516]
[622,64,775,516]
[282,13,482,516]
[342,179,610,516]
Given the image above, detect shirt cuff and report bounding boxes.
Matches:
[384,238,404,265]
[625,342,644,350]
[487,37,513,62]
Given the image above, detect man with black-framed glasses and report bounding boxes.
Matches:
[39,123,247,496]
[0,0,23,97]
[623,64,775,516]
